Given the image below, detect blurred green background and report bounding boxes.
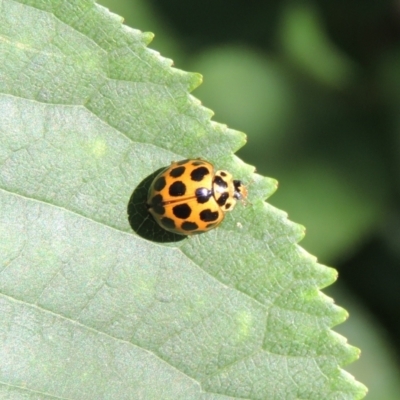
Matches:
[97,0,400,397]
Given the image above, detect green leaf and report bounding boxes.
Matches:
[0,0,367,398]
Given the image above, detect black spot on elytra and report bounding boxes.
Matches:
[152,204,165,215]
[214,175,228,189]
[181,221,199,231]
[195,187,212,203]
[149,194,163,206]
[225,202,232,210]
[220,171,227,177]
[217,192,229,206]
[153,176,166,191]
[173,203,192,219]
[177,159,190,165]
[191,166,210,182]
[161,217,176,230]
[200,209,219,222]
[170,166,185,178]
[192,161,205,166]
[169,181,186,196]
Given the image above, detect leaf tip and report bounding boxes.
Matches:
[142,31,155,45]
[188,72,203,92]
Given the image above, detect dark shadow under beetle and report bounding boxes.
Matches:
[127,168,185,243]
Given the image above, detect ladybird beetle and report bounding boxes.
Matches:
[147,159,247,235]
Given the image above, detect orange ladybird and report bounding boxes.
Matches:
[147,159,247,235]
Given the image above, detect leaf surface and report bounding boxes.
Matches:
[0,0,367,398]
